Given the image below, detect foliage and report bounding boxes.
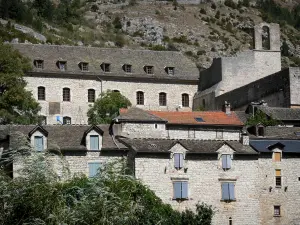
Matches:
[0,42,40,124]
[246,110,279,126]
[0,144,214,225]
[224,0,237,9]
[149,44,168,51]
[281,40,289,57]
[256,0,300,30]
[87,90,132,124]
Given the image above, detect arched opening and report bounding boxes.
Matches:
[63,116,71,125]
[262,26,270,50]
[229,217,233,225]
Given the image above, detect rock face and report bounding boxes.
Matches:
[122,16,164,45]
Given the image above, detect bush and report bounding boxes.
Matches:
[113,16,122,30]
[224,0,237,9]
[215,10,221,19]
[149,45,168,51]
[211,3,217,10]
[200,8,206,14]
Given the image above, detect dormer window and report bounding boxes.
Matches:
[101,63,111,72]
[57,61,67,71]
[174,153,184,170]
[29,125,48,152]
[90,135,99,150]
[222,154,232,170]
[85,126,103,151]
[34,60,44,69]
[123,64,132,73]
[258,126,265,137]
[165,67,175,75]
[144,66,154,74]
[79,62,89,72]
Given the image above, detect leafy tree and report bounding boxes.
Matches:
[246,110,279,126]
[0,42,41,124]
[281,40,289,57]
[0,143,214,224]
[87,90,131,124]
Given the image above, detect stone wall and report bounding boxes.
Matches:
[135,144,259,225]
[258,153,300,225]
[288,67,300,108]
[25,76,197,124]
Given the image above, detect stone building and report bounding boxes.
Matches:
[11,44,199,125]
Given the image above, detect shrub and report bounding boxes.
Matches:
[149,45,167,51]
[113,16,122,30]
[215,10,220,19]
[91,4,99,12]
[211,3,217,10]
[197,50,206,55]
[200,8,206,14]
[224,0,237,9]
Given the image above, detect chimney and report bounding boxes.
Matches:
[241,131,249,146]
[224,101,231,115]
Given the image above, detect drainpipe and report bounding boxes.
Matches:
[97,76,103,97]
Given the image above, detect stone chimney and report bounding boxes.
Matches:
[241,132,249,146]
[224,101,231,115]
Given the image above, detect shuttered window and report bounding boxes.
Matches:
[274,152,281,162]
[221,183,235,201]
[90,135,99,150]
[222,155,232,170]
[174,153,184,169]
[173,181,188,199]
[88,162,100,177]
[34,136,44,152]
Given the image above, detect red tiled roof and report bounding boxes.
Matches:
[148,111,244,126]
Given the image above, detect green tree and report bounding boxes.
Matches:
[0,42,40,124]
[246,110,279,126]
[87,90,131,124]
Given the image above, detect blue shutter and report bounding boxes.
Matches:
[88,162,100,177]
[181,182,188,199]
[222,183,230,200]
[179,154,184,169]
[34,136,44,152]
[222,155,227,169]
[229,183,235,200]
[227,155,232,169]
[173,182,181,199]
[90,135,99,150]
[174,153,180,169]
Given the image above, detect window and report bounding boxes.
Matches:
[63,116,71,125]
[222,155,232,170]
[159,92,167,106]
[174,153,184,169]
[37,86,45,100]
[101,63,111,72]
[195,117,204,122]
[63,88,70,101]
[166,67,175,75]
[274,152,281,162]
[258,126,264,136]
[88,162,100,178]
[182,94,189,107]
[123,64,132,73]
[113,90,120,93]
[39,116,47,125]
[34,136,44,152]
[88,89,95,103]
[173,181,188,200]
[188,128,195,138]
[34,60,44,69]
[221,182,235,201]
[90,135,99,150]
[274,206,281,216]
[144,66,154,74]
[216,130,223,139]
[136,91,144,105]
[275,170,281,187]
[229,217,233,225]
[57,61,67,71]
[262,26,270,50]
[79,62,89,71]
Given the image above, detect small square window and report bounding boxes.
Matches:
[80,62,89,72]
[34,60,44,69]
[144,66,154,74]
[101,63,111,72]
[123,64,132,73]
[166,67,175,75]
[274,206,281,216]
[275,169,281,187]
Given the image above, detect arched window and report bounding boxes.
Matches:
[63,88,70,102]
[159,92,167,106]
[113,90,120,93]
[88,89,95,102]
[37,86,45,100]
[136,91,144,105]
[182,93,189,107]
[262,26,270,50]
[63,116,71,125]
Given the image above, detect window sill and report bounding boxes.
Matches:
[220,199,236,202]
[275,186,282,188]
[172,198,189,201]
[273,215,281,217]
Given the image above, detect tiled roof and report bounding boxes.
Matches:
[11,43,199,81]
[256,106,300,121]
[148,111,244,126]
[118,137,257,154]
[6,125,126,151]
[249,126,300,140]
[117,107,166,122]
